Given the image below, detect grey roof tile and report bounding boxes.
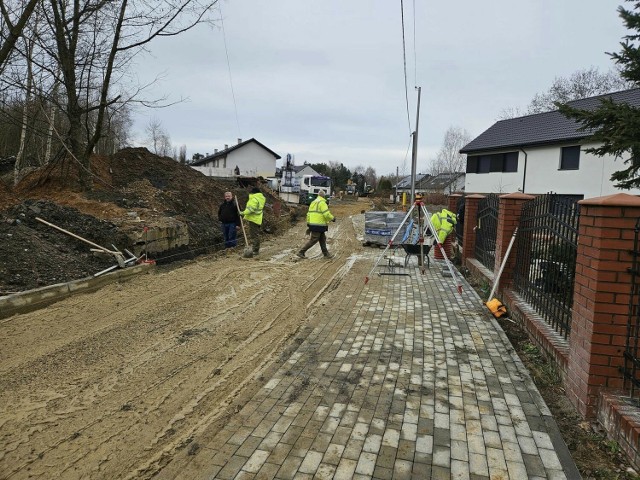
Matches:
[460,88,640,154]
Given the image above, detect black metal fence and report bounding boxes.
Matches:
[512,194,580,338]
[455,195,465,245]
[621,218,640,404]
[475,194,499,272]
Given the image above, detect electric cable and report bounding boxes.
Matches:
[400,0,412,134]
[218,2,242,138]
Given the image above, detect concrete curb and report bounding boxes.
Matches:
[0,263,155,320]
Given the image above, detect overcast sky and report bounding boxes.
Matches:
[131,0,628,177]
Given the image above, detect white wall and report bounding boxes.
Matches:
[191,165,232,177]
[464,143,640,198]
[193,141,277,178]
[228,142,276,178]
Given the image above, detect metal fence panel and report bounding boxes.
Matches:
[512,194,580,338]
[475,194,499,272]
[622,218,640,403]
[456,195,465,245]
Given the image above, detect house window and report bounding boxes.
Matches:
[560,146,580,170]
[466,157,478,173]
[466,152,518,173]
[478,155,491,173]
[503,152,518,172]
[490,155,503,172]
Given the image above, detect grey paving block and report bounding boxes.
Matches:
[188,254,579,479]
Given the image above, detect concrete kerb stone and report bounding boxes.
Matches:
[0,263,154,320]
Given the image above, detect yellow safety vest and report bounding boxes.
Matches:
[306,196,334,232]
[242,192,265,225]
[431,208,457,243]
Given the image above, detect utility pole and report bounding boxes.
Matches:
[409,86,421,202]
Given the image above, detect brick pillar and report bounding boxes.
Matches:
[448,194,462,214]
[566,193,640,419]
[461,194,484,260]
[494,193,534,290]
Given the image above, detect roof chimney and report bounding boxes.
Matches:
[224,144,228,150]
[214,149,218,154]
[237,138,242,144]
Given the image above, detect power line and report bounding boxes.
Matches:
[218,3,242,138]
[400,0,412,134]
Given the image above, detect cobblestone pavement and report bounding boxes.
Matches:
[172,250,580,480]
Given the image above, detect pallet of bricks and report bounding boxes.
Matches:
[363,211,406,247]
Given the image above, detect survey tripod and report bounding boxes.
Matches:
[364,199,463,295]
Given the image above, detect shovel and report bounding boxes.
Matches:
[235,198,253,258]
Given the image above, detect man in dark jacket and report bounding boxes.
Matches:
[218,191,240,248]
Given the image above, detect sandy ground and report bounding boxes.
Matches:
[0,200,375,479]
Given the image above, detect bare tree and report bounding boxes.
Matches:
[499,67,632,119]
[145,117,171,156]
[179,144,187,164]
[363,166,377,188]
[41,0,219,188]
[430,126,471,175]
[0,0,40,71]
[13,32,34,184]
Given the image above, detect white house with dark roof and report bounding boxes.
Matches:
[460,88,640,199]
[191,138,281,179]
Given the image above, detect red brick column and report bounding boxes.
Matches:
[566,193,640,418]
[461,194,484,260]
[494,193,534,289]
[448,194,462,214]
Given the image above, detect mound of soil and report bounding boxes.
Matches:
[0,201,126,293]
[0,148,289,295]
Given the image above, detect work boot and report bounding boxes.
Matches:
[324,253,334,259]
[296,252,306,259]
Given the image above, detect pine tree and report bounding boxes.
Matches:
[557,2,640,189]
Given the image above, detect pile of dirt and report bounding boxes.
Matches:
[0,148,291,295]
[0,200,126,293]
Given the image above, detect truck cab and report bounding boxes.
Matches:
[300,175,332,205]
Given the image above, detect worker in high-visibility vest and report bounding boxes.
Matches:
[297,190,335,259]
[430,208,457,244]
[240,187,266,255]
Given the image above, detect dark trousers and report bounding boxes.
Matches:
[248,221,260,253]
[222,223,237,248]
[300,231,328,256]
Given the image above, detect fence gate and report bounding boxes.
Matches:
[622,218,640,403]
[474,193,499,272]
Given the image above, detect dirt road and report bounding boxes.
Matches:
[0,200,374,479]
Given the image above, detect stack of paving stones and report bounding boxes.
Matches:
[172,253,579,480]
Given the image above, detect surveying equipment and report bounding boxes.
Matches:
[364,199,463,295]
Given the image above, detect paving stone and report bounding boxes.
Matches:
[189,256,579,479]
[298,450,323,475]
[277,455,303,479]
